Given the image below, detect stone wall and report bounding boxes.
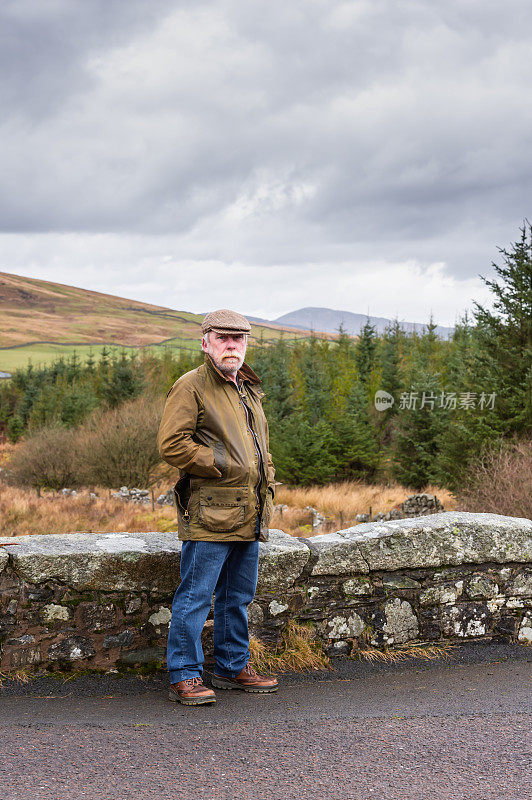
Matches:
[0,512,530,673]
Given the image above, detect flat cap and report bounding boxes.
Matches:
[202,309,251,335]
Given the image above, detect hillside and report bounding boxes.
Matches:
[0,272,311,350]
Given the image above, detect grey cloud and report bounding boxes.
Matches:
[0,0,173,119]
[0,0,531,280]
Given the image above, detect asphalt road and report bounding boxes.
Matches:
[1,642,530,800]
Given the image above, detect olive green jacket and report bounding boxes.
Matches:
[157,353,275,542]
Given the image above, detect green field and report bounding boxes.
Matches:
[0,339,199,373]
[0,332,310,373]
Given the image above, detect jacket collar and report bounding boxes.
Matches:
[204,353,261,385]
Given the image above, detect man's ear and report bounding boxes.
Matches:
[201,335,208,352]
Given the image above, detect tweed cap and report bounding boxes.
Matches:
[201,309,251,335]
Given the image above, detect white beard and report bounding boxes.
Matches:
[208,350,245,374]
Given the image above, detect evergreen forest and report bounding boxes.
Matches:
[1,224,530,493]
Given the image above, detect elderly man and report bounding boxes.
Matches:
[157,309,278,705]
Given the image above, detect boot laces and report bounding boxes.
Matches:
[183,676,203,687]
[243,662,258,677]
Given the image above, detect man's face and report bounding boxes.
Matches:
[202,331,247,376]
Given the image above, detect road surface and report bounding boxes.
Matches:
[1,642,530,800]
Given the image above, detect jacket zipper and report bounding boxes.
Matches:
[235,381,263,515]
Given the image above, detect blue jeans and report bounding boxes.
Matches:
[167,533,260,683]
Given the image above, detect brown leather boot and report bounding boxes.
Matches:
[168,676,216,705]
[211,662,279,693]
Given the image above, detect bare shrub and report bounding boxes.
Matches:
[5,426,81,493]
[455,436,532,519]
[79,394,169,490]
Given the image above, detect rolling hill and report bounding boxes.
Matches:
[0,272,314,371]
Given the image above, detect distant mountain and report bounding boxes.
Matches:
[272,307,454,339]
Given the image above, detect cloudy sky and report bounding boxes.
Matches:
[1,0,531,327]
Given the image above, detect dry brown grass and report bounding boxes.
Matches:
[0,484,179,537]
[0,478,459,538]
[0,667,31,687]
[250,621,332,673]
[270,506,317,537]
[249,624,456,674]
[350,631,456,663]
[272,480,458,536]
[455,436,532,520]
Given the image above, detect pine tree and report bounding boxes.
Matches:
[300,333,331,424]
[99,347,110,370]
[272,410,337,485]
[433,313,500,490]
[335,323,356,360]
[85,349,95,372]
[391,368,446,490]
[472,221,532,432]
[380,320,402,408]
[355,319,377,385]
[331,381,381,480]
[66,352,81,381]
[99,350,143,407]
[330,324,357,416]
[60,384,98,427]
[7,415,24,443]
[419,314,438,360]
[267,335,294,421]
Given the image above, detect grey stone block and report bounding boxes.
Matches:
[307,533,368,576]
[3,532,182,593]
[257,529,310,593]
[119,646,165,665]
[103,630,135,649]
[465,575,500,599]
[335,512,532,571]
[47,636,95,662]
[382,575,422,590]
[507,570,532,597]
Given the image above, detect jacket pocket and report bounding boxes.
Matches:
[174,474,191,517]
[212,441,227,478]
[198,486,247,532]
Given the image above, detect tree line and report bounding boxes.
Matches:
[2,223,530,494]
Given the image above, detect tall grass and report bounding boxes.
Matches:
[0,479,458,538]
[250,621,332,673]
[273,481,457,536]
[0,485,178,537]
